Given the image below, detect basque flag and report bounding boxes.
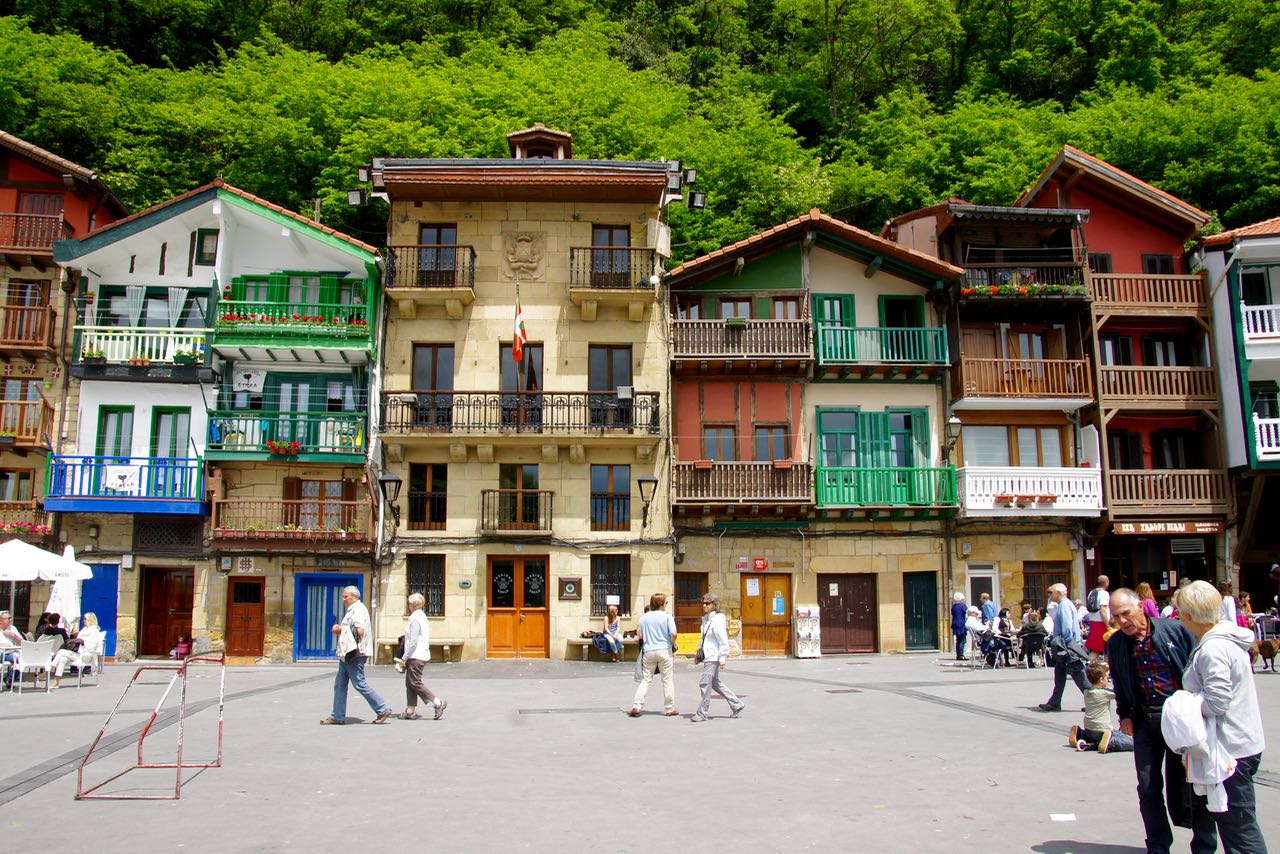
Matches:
[513,287,527,363]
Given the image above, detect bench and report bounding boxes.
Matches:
[375,638,466,665]
[566,636,640,662]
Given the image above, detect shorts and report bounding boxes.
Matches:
[1084,621,1107,653]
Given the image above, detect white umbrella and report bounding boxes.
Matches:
[0,540,42,616]
[40,546,93,581]
[46,577,81,628]
[0,541,92,618]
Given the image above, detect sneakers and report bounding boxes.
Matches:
[1038,703,1062,712]
[320,716,345,725]
[433,699,448,720]
[690,715,708,722]
[372,709,393,724]
[1075,739,1089,752]
[399,711,423,720]
[627,708,642,717]
[1068,726,1080,747]
[1098,730,1112,754]
[730,705,745,718]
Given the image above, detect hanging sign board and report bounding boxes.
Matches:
[232,368,267,393]
[1113,520,1223,535]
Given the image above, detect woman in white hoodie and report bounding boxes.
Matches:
[690,594,745,722]
[1175,580,1267,854]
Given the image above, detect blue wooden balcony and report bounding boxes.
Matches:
[44,455,206,515]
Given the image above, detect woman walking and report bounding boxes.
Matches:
[691,594,744,722]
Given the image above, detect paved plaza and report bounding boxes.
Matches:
[1,654,1277,852]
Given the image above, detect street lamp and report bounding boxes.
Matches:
[637,475,659,527]
[946,414,963,453]
[347,187,368,207]
[378,473,403,524]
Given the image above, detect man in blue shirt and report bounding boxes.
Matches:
[1039,583,1089,711]
[628,593,680,717]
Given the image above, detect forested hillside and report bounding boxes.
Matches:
[2,0,1278,258]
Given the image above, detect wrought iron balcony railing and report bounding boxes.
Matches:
[480,489,553,533]
[568,247,659,290]
[380,390,660,435]
[385,244,477,290]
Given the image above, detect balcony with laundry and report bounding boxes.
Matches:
[72,286,214,382]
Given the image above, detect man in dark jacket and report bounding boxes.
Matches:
[1106,587,1198,854]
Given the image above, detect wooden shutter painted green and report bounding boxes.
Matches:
[268,273,288,303]
[754,296,771,320]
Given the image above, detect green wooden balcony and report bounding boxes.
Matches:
[213,299,371,352]
[206,410,366,463]
[816,465,957,513]
[814,325,947,379]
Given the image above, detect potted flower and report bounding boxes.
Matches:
[266,439,301,457]
[172,348,200,365]
[81,347,106,365]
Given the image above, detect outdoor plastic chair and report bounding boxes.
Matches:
[73,630,107,687]
[14,636,59,694]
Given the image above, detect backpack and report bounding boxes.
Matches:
[1086,588,1103,613]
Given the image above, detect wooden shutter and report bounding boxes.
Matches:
[754,296,771,320]
[187,231,197,277]
[961,326,998,358]
[282,476,300,526]
[320,274,340,309]
[341,478,357,529]
[268,273,288,304]
[858,412,890,468]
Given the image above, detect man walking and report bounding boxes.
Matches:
[1084,574,1111,662]
[396,592,446,720]
[1107,588,1197,853]
[629,593,679,717]
[1039,583,1089,711]
[321,585,392,725]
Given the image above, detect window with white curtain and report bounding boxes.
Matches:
[962,426,1009,466]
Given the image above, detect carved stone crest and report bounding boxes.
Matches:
[502,231,546,280]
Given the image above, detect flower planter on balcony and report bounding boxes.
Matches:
[82,356,105,366]
[771,459,794,470]
[173,354,198,365]
[693,459,715,470]
[725,316,748,328]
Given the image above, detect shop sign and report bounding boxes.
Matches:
[233,556,261,574]
[735,556,750,572]
[753,557,768,571]
[1113,520,1223,536]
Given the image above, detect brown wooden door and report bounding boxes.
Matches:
[739,572,792,655]
[486,556,549,658]
[225,577,265,656]
[674,572,708,635]
[139,567,194,656]
[818,573,878,654]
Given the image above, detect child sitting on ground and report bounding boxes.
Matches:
[1070,663,1134,753]
[170,635,192,659]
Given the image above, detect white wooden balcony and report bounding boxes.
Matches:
[1241,303,1280,362]
[77,326,210,365]
[1254,415,1280,462]
[957,466,1103,517]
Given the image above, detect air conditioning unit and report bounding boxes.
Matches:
[1170,538,1205,555]
[616,386,633,400]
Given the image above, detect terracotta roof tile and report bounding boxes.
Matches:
[1202,215,1280,248]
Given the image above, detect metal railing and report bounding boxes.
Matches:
[385,244,477,290]
[0,500,49,539]
[957,466,1103,513]
[480,489,553,533]
[816,465,957,507]
[211,499,369,540]
[1254,415,1280,462]
[407,490,447,530]
[1098,365,1218,402]
[380,390,660,434]
[963,262,1085,288]
[672,461,813,503]
[0,397,53,446]
[46,456,204,501]
[671,319,811,359]
[0,305,55,349]
[215,300,369,337]
[815,325,947,365]
[1107,469,1228,510]
[76,326,210,364]
[1091,273,1208,310]
[207,410,365,454]
[957,357,1093,398]
[0,213,71,252]
[568,247,659,290]
[590,492,631,530]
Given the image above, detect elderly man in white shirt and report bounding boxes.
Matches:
[321,586,392,725]
[395,592,447,720]
[0,610,22,690]
[690,593,745,722]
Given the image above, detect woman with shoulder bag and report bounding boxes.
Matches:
[691,594,745,722]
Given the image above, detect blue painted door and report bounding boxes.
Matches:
[80,564,119,656]
[294,574,361,660]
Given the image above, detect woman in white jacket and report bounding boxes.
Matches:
[1175,580,1267,854]
[691,594,745,722]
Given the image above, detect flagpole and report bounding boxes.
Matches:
[515,273,523,401]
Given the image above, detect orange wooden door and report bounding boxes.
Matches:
[225,577,265,656]
[674,572,708,635]
[486,556,549,658]
[740,572,792,655]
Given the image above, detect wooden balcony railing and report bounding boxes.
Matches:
[380,390,660,435]
[207,410,365,454]
[569,247,659,290]
[815,325,947,365]
[1091,273,1208,311]
[385,244,476,290]
[46,456,204,501]
[1253,415,1280,462]
[407,490,447,531]
[1098,366,1218,403]
[212,499,370,542]
[816,465,956,507]
[1107,469,1228,511]
[957,466,1103,514]
[480,489,553,533]
[0,500,50,541]
[0,397,53,447]
[672,461,813,504]
[671,319,811,360]
[0,213,71,253]
[1241,304,1280,342]
[0,305,55,350]
[957,357,1093,399]
[77,326,210,364]
[963,262,1085,289]
[215,300,369,339]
